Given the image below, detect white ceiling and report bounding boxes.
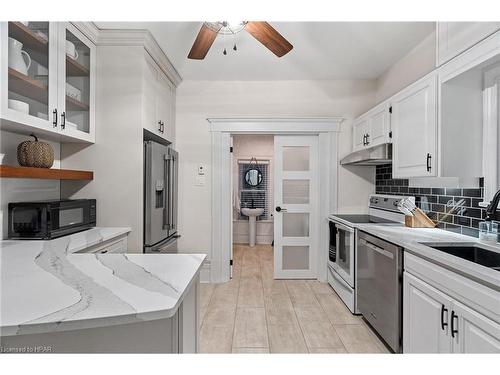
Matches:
[95,22,435,81]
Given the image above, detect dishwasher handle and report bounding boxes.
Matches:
[359,238,395,260]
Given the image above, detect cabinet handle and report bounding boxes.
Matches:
[158,120,162,132]
[451,310,458,338]
[52,109,58,128]
[61,112,66,130]
[161,121,165,133]
[100,250,108,254]
[365,133,370,145]
[440,304,448,331]
[362,134,366,146]
[426,153,432,172]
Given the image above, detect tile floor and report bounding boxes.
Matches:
[199,244,390,354]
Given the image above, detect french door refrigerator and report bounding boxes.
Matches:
[144,140,179,253]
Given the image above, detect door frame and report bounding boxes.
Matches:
[209,118,343,283]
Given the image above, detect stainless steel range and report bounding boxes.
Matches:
[327,194,413,315]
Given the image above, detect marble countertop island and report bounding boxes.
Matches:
[357,225,500,290]
[0,228,205,337]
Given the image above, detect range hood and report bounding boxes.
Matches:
[340,143,392,166]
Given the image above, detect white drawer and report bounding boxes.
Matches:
[80,235,128,254]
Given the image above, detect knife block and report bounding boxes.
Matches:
[405,214,436,228]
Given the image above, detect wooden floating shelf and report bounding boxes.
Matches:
[66,56,90,76]
[9,22,48,56]
[8,68,48,104]
[0,165,93,180]
[66,96,90,111]
[8,68,89,111]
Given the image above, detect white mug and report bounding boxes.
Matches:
[66,41,79,60]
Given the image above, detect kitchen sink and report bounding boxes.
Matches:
[418,242,500,271]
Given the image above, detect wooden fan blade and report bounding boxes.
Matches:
[188,24,220,60]
[245,21,293,57]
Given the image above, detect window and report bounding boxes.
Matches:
[238,162,269,220]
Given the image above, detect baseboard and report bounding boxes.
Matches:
[199,259,211,283]
[233,235,273,245]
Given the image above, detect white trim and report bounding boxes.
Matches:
[208,118,343,133]
[210,118,340,283]
[95,28,182,86]
[71,22,100,44]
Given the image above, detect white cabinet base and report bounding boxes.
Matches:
[0,275,200,353]
[403,252,500,353]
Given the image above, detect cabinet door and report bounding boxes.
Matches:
[1,22,59,134]
[392,73,437,178]
[368,103,391,147]
[403,272,453,353]
[452,300,500,353]
[143,54,160,135]
[58,23,95,143]
[437,22,500,66]
[352,116,369,151]
[156,70,172,141]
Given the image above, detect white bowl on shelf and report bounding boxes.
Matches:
[36,111,48,120]
[66,83,81,101]
[8,99,29,114]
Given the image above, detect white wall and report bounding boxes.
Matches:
[61,46,145,252]
[175,80,377,261]
[0,130,61,239]
[375,30,436,104]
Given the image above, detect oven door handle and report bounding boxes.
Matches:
[360,239,394,260]
[331,221,355,233]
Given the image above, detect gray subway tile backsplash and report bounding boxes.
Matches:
[375,164,486,238]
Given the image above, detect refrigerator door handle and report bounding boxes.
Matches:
[163,153,171,230]
[170,152,177,231]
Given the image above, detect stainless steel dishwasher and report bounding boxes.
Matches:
[356,231,403,353]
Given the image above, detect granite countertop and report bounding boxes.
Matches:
[357,225,500,290]
[0,228,205,337]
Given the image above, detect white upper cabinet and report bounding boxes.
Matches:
[352,116,369,151]
[352,101,391,152]
[437,22,500,66]
[142,54,160,136]
[142,53,174,142]
[157,71,173,141]
[368,102,391,146]
[57,23,95,143]
[0,22,95,143]
[392,73,437,178]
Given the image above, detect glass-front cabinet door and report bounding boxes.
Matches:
[1,22,58,132]
[58,23,95,142]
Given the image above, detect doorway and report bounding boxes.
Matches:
[231,134,319,282]
[209,118,342,283]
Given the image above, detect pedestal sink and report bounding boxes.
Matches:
[241,208,264,247]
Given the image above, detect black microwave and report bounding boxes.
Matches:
[8,199,96,240]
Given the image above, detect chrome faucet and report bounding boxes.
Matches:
[485,189,500,221]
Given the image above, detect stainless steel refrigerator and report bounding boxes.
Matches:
[144,140,179,253]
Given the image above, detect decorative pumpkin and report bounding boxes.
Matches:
[17,134,54,168]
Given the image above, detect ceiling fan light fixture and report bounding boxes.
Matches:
[205,21,247,35]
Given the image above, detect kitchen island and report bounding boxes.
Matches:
[0,231,205,353]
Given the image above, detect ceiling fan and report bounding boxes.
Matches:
[187,21,293,60]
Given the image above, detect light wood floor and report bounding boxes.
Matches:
[199,244,390,354]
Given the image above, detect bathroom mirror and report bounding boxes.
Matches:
[245,168,263,187]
